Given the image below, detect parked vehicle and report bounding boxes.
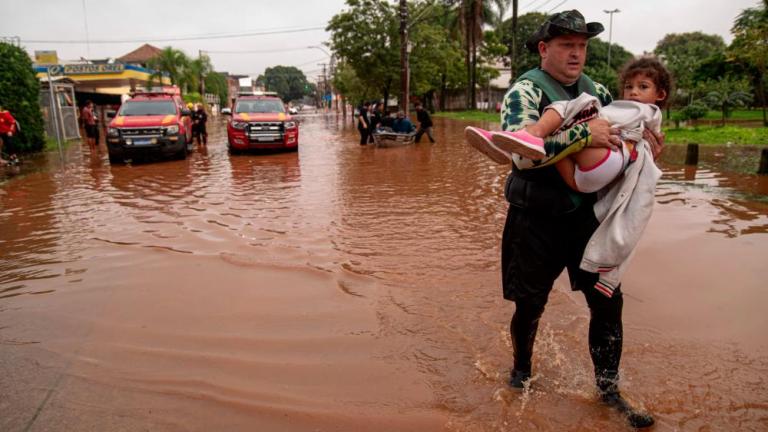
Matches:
[221,107,232,115]
[225,94,298,153]
[106,87,193,163]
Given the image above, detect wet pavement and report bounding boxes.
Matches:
[1,114,767,431]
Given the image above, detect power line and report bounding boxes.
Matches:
[206,46,319,55]
[546,0,568,13]
[521,0,549,13]
[530,0,556,12]
[20,25,326,44]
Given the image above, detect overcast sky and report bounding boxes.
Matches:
[0,0,760,82]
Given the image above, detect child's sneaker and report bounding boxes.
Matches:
[464,126,511,164]
[491,129,546,160]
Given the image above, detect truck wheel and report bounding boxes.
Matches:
[174,145,187,160]
[108,149,124,164]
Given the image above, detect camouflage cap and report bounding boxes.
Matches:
[525,10,604,53]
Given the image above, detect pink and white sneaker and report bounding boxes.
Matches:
[464,126,511,164]
[491,129,546,160]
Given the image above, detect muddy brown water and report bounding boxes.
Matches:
[1,115,766,431]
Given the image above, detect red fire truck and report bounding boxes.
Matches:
[225,93,298,153]
[106,87,193,163]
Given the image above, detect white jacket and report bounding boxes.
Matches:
[549,94,663,297]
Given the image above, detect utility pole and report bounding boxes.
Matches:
[319,62,329,110]
[399,0,409,116]
[603,9,620,68]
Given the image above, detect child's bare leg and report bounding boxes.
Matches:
[572,147,612,171]
[526,109,564,138]
[560,147,624,193]
[557,148,615,192]
[555,157,578,191]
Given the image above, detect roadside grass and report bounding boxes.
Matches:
[433,110,499,122]
[664,126,768,146]
[434,111,767,146]
[44,136,78,152]
[675,109,766,121]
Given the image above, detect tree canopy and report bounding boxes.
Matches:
[654,32,727,103]
[256,66,312,102]
[0,42,45,154]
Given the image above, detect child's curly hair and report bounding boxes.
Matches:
[618,56,673,109]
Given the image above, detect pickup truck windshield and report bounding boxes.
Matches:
[235,100,285,114]
[119,101,177,116]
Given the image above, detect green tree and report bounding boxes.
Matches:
[327,0,401,106]
[256,66,312,102]
[332,61,371,106]
[584,38,634,97]
[454,0,494,109]
[148,47,190,87]
[0,42,45,154]
[204,71,229,108]
[699,77,753,126]
[729,0,768,125]
[408,1,469,110]
[498,12,548,80]
[185,54,213,95]
[654,32,727,106]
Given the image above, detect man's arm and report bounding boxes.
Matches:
[501,81,618,168]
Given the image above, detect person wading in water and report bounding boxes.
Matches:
[478,10,664,429]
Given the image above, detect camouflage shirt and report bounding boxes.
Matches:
[500,77,612,169]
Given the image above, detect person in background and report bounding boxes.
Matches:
[81,100,97,149]
[414,102,435,143]
[357,101,371,145]
[0,104,18,166]
[194,103,208,146]
[368,102,384,144]
[392,111,415,133]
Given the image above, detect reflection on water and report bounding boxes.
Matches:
[0,115,766,431]
[656,144,768,236]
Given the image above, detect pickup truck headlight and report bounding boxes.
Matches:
[165,124,179,135]
[107,127,119,137]
[284,121,297,129]
[231,121,248,130]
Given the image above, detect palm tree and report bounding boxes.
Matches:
[148,47,189,87]
[490,0,519,82]
[186,55,213,95]
[456,0,493,109]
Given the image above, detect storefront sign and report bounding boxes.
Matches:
[63,64,125,74]
[35,50,58,65]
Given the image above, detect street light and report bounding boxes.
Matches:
[603,9,620,69]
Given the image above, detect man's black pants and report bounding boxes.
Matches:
[502,173,623,392]
[415,126,435,143]
[358,125,369,145]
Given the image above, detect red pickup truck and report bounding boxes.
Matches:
[106,88,193,163]
[226,94,298,153]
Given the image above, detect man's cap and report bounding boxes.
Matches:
[525,10,604,53]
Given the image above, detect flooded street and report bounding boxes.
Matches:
[1,115,766,431]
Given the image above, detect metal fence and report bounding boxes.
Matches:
[40,81,80,141]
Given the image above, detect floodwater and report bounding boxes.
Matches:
[1,115,766,431]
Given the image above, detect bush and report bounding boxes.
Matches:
[0,42,45,154]
[680,102,709,124]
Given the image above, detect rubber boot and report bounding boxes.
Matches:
[588,289,654,429]
[509,300,545,390]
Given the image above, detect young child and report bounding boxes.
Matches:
[466,57,671,193]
